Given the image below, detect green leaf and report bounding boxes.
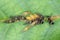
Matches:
[0,0,60,40]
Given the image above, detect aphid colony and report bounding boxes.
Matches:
[3,11,60,32]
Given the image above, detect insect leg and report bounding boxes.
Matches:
[21,21,38,32]
[22,11,31,16]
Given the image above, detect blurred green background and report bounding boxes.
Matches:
[0,0,60,40]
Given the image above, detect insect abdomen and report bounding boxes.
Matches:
[4,16,26,23]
